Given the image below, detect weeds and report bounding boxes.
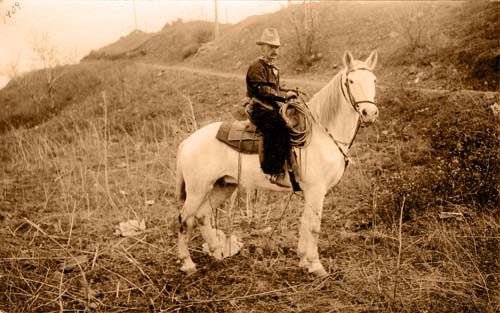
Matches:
[384,90,499,214]
[1,64,498,312]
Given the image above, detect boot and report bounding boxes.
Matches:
[269,172,291,188]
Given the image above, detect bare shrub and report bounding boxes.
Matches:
[183,29,214,59]
[390,6,435,52]
[429,101,499,209]
[381,91,499,216]
[194,29,213,45]
[30,32,71,108]
[181,43,200,59]
[288,1,321,69]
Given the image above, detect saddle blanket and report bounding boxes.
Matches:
[215,119,302,191]
[215,120,261,154]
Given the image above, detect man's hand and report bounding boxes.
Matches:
[285,90,298,100]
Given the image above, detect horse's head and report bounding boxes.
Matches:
[342,50,379,125]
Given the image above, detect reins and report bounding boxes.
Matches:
[301,67,376,168]
[301,100,356,167]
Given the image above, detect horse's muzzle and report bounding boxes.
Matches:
[360,105,379,124]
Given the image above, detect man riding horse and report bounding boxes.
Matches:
[245,28,298,187]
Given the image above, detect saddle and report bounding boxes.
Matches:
[215,120,261,155]
[216,119,302,191]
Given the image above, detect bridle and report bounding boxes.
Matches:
[303,67,377,168]
[336,67,377,165]
[341,67,377,117]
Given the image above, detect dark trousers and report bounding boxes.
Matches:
[248,102,291,175]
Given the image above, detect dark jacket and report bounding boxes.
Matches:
[246,58,287,107]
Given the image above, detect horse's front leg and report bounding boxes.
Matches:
[297,187,328,277]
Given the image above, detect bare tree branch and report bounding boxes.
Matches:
[288,1,320,69]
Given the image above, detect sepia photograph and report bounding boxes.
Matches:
[0,0,498,312]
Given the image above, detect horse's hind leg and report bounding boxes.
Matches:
[197,179,237,260]
[178,192,206,274]
[178,179,236,274]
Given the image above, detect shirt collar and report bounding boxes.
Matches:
[259,57,279,70]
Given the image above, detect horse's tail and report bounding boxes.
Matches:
[175,140,186,202]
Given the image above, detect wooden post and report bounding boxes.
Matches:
[214,0,219,40]
[133,0,138,30]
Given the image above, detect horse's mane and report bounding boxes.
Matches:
[307,68,345,126]
[308,61,367,126]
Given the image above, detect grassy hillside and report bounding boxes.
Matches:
[0,60,241,136]
[0,62,106,133]
[0,60,498,312]
[84,30,154,60]
[442,1,500,90]
[83,21,226,64]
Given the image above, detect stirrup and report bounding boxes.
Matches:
[269,173,280,184]
[269,172,291,188]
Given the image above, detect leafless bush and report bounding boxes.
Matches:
[3,55,46,114]
[288,1,321,68]
[390,6,435,52]
[30,32,70,108]
[181,43,200,59]
[194,29,213,45]
[5,32,71,114]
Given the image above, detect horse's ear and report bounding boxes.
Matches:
[365,50,378,70]
[343,51,355,69]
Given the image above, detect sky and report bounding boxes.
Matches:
[0,0,290,88]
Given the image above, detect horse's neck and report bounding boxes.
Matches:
[308,71,360,146]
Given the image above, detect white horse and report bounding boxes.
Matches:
[175,50,379,277]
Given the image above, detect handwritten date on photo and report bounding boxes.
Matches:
[3,2,21,24]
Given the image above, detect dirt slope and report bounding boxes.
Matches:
[82,1,499,91]
[84,30,154,60]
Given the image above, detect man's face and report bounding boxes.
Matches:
[261,44,280,61]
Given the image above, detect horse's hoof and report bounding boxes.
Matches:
[310,267,328,278]
[212,249,224,261]
[180,261,197,275]
[308,263,328,277]
[202,243,224,260]
[181,265,197,275]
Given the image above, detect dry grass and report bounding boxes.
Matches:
[0,63,498,312]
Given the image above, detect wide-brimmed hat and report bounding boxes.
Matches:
[256,28,280,47]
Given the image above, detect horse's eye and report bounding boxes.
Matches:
[374,79,377,83]
[349,79,354,84]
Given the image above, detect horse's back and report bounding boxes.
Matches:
[182,122,223,151]
[179,121,233,167]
